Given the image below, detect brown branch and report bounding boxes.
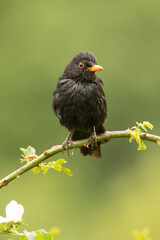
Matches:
[0,129,160,189]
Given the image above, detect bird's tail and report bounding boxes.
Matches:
[80,142,101,158]
[72,125,107,158]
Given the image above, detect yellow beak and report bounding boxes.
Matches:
[88,65,103,72]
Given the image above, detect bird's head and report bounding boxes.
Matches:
[60,51,103,82]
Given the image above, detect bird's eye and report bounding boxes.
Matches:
[78,62,84,68]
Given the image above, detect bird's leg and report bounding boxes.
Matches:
[86,126,97,148]
[61,131,75,157]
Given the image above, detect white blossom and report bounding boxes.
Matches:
[0,200,24,223]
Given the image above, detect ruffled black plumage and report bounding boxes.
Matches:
[52,51,107,158]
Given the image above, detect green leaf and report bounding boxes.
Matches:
[27,146,36,155]
[56,159,66,165]
[23,230,37,240]
[36,229,51,240]
[40,165,49,175]
[20,146,37,162]
[143,121,153,130]
[20,148,28,156]
[130,130,137,139]
[33,166,41,174]
[54,164,62,172]
[47,161,56,167]
[30,157,72,176]
[136,128,142,134]
[10,229,26,240]
[130,121,153,151]
[20,146,36,157]
[136,135,141,145]
[62,167,73,176]
[138,142,147,151]
[136,121,153,132]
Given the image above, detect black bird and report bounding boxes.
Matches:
[52,51,107,158]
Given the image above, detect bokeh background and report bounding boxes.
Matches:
[0,0,160,239]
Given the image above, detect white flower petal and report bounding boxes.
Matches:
[5,200,24,222]
[0,216,7,223]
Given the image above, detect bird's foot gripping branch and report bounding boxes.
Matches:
[0,121,160,189]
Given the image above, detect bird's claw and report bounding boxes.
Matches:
[61,132,76,158]
[86,127,97,149]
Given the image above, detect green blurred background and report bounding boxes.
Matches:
[0,0,160,239]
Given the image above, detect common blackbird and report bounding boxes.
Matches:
[52,51,107,158]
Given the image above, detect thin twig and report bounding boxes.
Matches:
[0,129,160,189]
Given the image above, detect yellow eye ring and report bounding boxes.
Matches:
[79,62,84,68]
